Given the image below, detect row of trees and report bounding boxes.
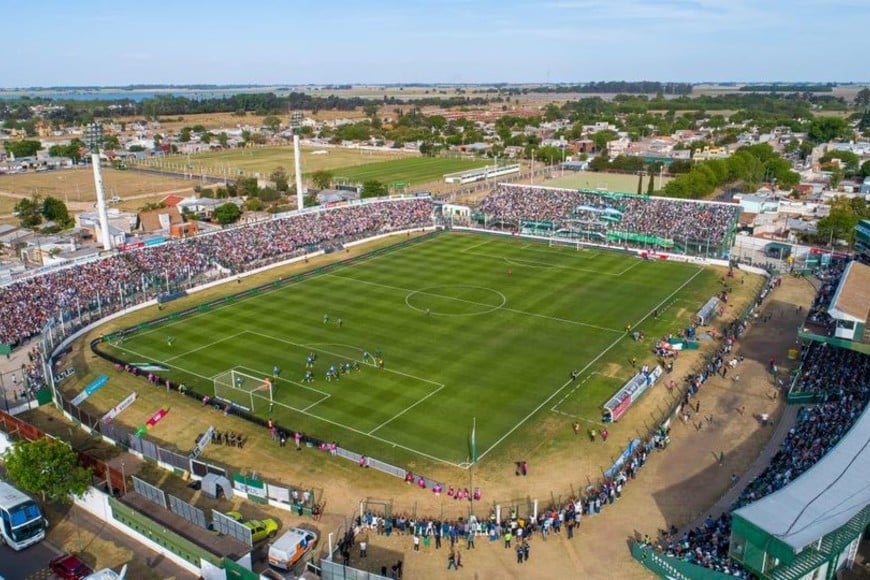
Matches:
[661,143,800,199]
[14,195,74,230]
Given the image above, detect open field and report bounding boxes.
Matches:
[331,157,488,186]
[132,146,418,180]
[0,194,18,215]
[100,232,720,468]
[0,168,198,203]
[133,148,486,187]
[116,110,369,133]
[545,170,673,193]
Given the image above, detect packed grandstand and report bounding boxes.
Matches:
[1,186,867,579]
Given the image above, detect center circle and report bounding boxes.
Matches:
[405,285,507,317]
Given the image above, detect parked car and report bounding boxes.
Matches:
[225,511,279,542]
[49,553,94,579]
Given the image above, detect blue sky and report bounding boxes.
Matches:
[2,0,867,86]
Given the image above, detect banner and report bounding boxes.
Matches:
[146,408,170,428]
[190,426,214,459]
[55,367,76,383]
[603,366,663,423]
[101,392,137,424]
[70,374,108,406]
[135,407,170,438]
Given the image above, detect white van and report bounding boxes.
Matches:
[267,527,318,571]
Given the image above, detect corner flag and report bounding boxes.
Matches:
[469,418,478,464]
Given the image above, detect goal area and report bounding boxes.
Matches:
[548,237,584,250]
[213,369,273,413]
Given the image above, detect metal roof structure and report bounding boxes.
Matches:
[733,404,870,551]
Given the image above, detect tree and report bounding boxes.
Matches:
[14,196,43,228]
[808,117,850,143]
[360,180,388,198]
[819,150,861,175]
[41,196,73,229]
[218,132,229,148]
[236,176,259,198]
[311,170,333,190]
[178,127,192,143]
[257,186,281,202]
[590,130,618,151]
[588,155,610,172]
[861,159,870,178]
[4,139,42,158]
[828,166,845,189]
[4,438,92,504]
[637,173,643,195]
[270,167,289,192]
[245,197,265,211]
[102,134,121,150]
[855,87,870,108]
[262,115,282,133]
[647,173,655,195]
[213,202,241,225]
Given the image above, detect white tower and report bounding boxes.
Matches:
[85,123,113,251]
[291,111,305,210]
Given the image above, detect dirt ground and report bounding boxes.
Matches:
[5,248,820,579]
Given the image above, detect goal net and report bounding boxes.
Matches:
[213,369,273,413]
[548,237,583,250]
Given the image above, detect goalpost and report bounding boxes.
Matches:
[213,369,273,413]
[548,237,582,251]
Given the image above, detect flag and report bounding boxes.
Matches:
[469,418,478,464]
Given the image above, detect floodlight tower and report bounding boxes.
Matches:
[291,111,305,210]
[85,123,113,251]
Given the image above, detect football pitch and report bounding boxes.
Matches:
[104,233,721,468]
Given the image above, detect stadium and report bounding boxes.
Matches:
[1,183,868,579]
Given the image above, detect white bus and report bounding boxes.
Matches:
[0,479,47,550]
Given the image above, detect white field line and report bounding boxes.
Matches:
[113,342,461,466]
[243,330,445,387]
[367,383,447,435]
[326,274,624,334]
[161,331,247,364]
[475,265,707,464]
[616,258,644,276]
[128,237,430,340]
[459,238,493,253]
[234,364,330,398]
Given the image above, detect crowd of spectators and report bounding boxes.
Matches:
[477,185,738,249]
[804,262,848,335]
[0,199,433,348]
[649,339,870,576]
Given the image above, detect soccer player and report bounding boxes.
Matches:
[362,351,370,363]
[235,376,243,388]
[336,318,343,328]
[425,308,431,316]
[166,336,174,347]
[323,313,329,324]
[273,365,281,378]
[303,370,314,383]
[306,354,316,368]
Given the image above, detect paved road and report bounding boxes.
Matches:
[0,540,60,580]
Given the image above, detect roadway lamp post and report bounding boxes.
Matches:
[291,111,305,210]
[84,123,113,251]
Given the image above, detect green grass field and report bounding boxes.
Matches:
[103,233,720,468]
[131,146,484,186]
[331,157,487,186]
[545,171,673,193]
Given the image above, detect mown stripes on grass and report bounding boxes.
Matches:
[105,233,721,466]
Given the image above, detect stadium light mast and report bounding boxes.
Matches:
[291,111,305,210]
[85,123,113,251]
